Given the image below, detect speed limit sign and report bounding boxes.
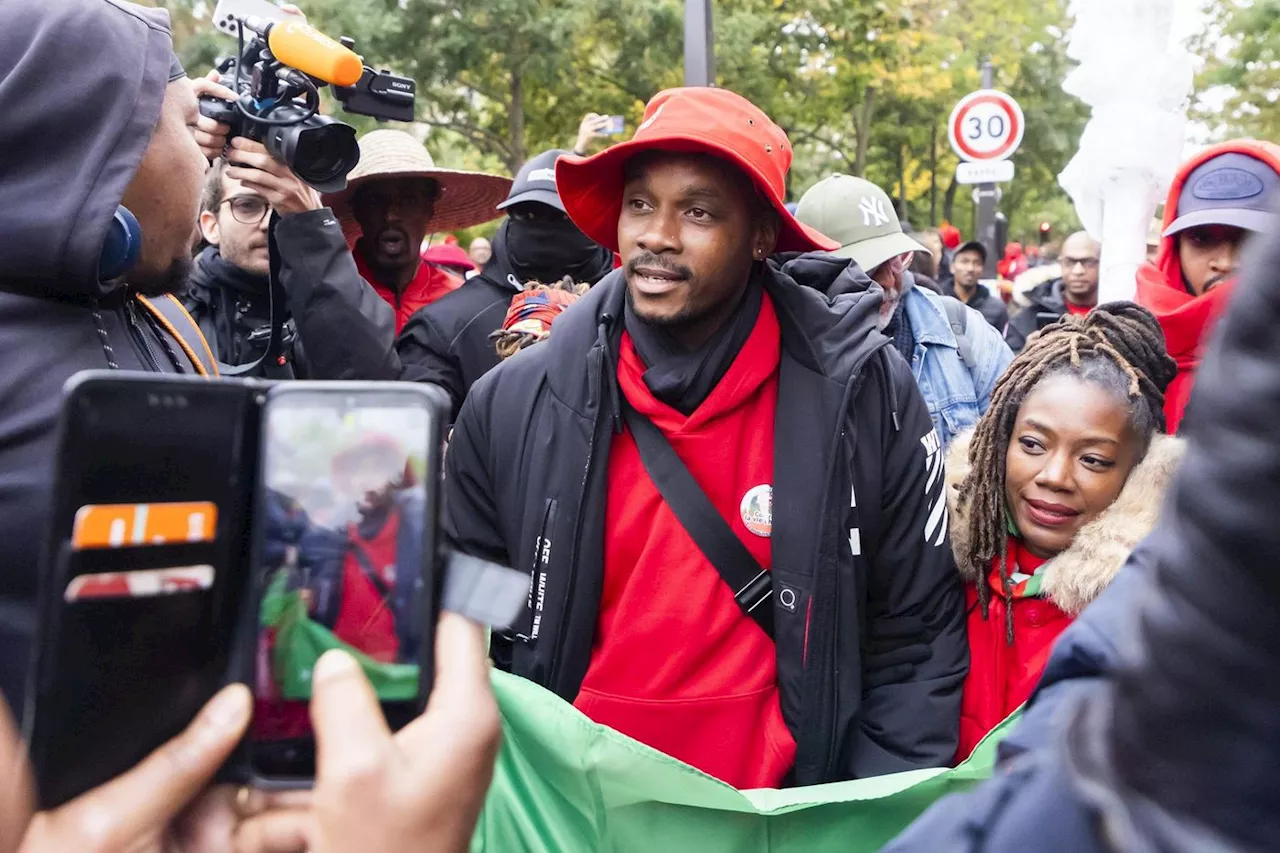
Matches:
[948,89,1025,162]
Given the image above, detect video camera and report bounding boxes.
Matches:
[199,15,416,192]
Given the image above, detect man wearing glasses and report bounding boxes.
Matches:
[186,138,400,379]
[1005,231,1100,353]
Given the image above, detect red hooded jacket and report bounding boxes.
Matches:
[1135,140,1280,433]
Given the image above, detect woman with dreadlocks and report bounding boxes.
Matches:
[946,303,1182,761]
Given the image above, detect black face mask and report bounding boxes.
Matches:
[504,216,613,285]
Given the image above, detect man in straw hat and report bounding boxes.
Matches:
[792,174,1012,448]
[444,87,966,787]
[323,129,511,332]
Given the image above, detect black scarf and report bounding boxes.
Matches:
[883,299,916,362]
[502,217,615,286]
[623,268,764,416]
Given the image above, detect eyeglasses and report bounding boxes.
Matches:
[218,196,271,225]
[1062,257,1100,270]
[351,180,439,219]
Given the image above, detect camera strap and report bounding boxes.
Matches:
[221,212,291,378]
[621,400,775,640]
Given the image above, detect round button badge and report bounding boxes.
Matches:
[740,484,772,538]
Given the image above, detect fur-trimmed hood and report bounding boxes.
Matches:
[946,429,1186,615]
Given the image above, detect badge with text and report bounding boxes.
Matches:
[72,502,218,550]
[739,485,772,538]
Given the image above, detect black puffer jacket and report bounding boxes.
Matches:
[445,261,967,784]
[0,0,213,706]
[1005,278,1068,353]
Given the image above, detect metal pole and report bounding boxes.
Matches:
[684,0,715,87]
[976,60,999,278]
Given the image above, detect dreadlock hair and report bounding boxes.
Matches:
[956,302,1177,644]
[490,276,589,359]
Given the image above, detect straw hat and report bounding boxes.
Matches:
[323,130,512,243]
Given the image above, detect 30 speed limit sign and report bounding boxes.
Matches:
[948,89,1025,162]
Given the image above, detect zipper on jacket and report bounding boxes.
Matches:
[122,299,163,372]
[548,331,609,688]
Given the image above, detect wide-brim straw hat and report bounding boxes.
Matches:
[323,129,513,243]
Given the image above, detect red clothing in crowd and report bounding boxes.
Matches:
[1065,301,1092,318]
[1135,139,1280,433]
[574,293,796,789]
[355,245,461,333]
[957,538,1072,762]
[332,510,402,663]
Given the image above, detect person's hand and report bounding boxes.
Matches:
[191,69,238,163]
[306,612,502,853]
[16,683,265,853]
[573,113,613,156]
[225,138,322,218]
[0,699,34,853]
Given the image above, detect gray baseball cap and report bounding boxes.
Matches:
[498,149,569,212]
[1165,152,1280,238]
[795,174,926,272]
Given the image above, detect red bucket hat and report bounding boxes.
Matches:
[555,88,838,255]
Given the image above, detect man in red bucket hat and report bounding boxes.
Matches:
[444,87,966,788]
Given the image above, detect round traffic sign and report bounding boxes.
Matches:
[948,89,1025,162]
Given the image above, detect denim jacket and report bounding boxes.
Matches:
[902,280,1013,447]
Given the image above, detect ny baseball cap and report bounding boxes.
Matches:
[1165,151,1280,238]
[795,175,926,272]
[555,88,838,254]
[498,149,569,212]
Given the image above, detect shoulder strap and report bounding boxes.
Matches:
[940,297,977,370]
[621,401,774,640]
[136,294,220,377]
[349,539,393,599]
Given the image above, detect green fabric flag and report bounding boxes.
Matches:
[261,570,419,702]
[473,671,1017,852]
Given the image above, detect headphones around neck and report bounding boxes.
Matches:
[98,205,142,282]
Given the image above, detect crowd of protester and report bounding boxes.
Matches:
[3,0,1280,851]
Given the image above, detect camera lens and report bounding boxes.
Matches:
[266,114,359,194]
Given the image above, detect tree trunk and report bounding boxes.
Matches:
[943,171,959,225]
[929,121,938,226]
[507,68,525,174]
[853,87,875,177]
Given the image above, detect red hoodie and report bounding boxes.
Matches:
[1135,140,1280,433]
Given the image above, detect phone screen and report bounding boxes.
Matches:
[248,387,439,781]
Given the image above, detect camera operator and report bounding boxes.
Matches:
[186,71,398,380]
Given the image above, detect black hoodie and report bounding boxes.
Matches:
[445,261,966,783]
[0,0,205,705]
[1005,277,1069,353]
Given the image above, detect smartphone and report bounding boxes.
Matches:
[242,382,448,785]
[604,115,626,135]
[212,0,289,37]
[25,372,261,808]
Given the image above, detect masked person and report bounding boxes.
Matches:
[445,88,967,788]
[397,149,615,417]
[184,156,399,379]
[1135,140,1280,433]
[322,130,512,334]
[1005,231,1102,353]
